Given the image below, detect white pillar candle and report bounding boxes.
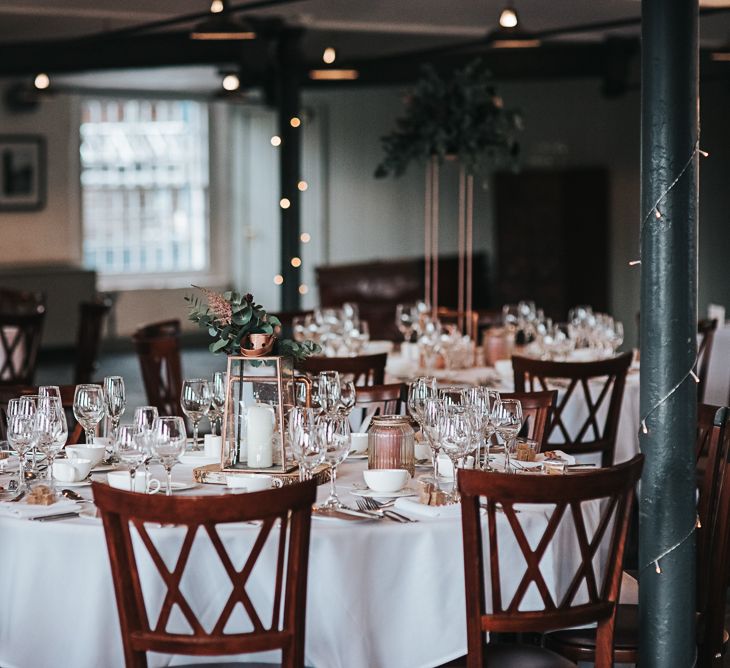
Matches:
[204,434,223,460]
[247,405,274,468]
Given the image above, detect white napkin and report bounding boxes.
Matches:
[0,498,79,520]
[394,496,463,519]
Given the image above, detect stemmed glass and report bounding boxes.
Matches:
[209,372,228,436]
[317,414,351,510]
[181,378,212,451]
[492,399,523,473]
[38,386,61,400]
[438,386,464,407]
[151,416,187,496]
[115,424,145,491]
[439,405,474,502]
[73,384,105,445]
[34,396,68,490]
[103,376,126,440]
[337,381,356,416]
[463,387,500,470]
[134,406,158,476]
[6,412,34,491]
[8,396,37,474]
[317,371,341,415]
[421,397,446,485]
[395,303,416,343]
[288,407,323,482]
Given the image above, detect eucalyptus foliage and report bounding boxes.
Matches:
[375,59,522,178]
[185,288,320,361]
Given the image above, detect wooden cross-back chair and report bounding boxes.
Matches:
[296,352,387,387]
[73,297,112,385]
[93,479,317,668]
[459,455,644,668]
[0,384,83,444]
[353,383,407,431]
[0,288,46,386]
[436,307,480,340]
[697,318,718,404]
[512,352,632,467]
[499,390,557,451]
[132,320,184,417]
[546,405,730,665]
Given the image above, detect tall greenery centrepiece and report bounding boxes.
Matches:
[375,59,522,178]
[185,286,320,361]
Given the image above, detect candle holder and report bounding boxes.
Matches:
[220,355,309,473]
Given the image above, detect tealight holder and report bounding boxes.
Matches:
[220,355,309,473]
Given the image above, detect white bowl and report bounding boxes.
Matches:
[53,458,93,483]
[350,432,369,454]
[65,444,106,468]
[363,468,410,493]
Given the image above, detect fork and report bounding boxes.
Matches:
[358,497,417,523]
[355,499,407,522]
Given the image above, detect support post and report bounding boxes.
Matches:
[639,0,698,665]
[277,29,303,311]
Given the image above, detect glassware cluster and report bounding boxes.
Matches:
[292,303,370,356]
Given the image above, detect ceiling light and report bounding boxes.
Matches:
[323,47,337,64]
[300,232,311,243]
[190,1,256,40]
[271,135,282,146]
[273,274,284,285]
[291,257,302,268]
[298,284,309,295]
[221,73,240,91]
[33,73,50,90]
[498,5,519,29]
[290,116,301,128]
[309,69,359,81]
[280,198,291,209]
[297,181,308,192]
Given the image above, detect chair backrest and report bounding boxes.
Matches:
[353,383,407,431]
[697,405,730,666]
[296,352,387,386]
[132,320,184,417]
[436,307,479,339]
[459,455,643,668]
[499,390,557,450]
[0,288,46,386]
[92,480,316,668]
[512,352,632,467]
[73,297,112,385]
[696,319,718,404]
[0,384,83,444]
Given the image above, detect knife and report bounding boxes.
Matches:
[31,512,80,522]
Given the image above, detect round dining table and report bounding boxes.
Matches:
[0,457,609,668]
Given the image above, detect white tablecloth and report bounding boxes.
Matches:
[0,462,608,668]
[386,355,641,465]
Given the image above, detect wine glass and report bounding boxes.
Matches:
[115,424,145,490]
[421,396,446,485]
[407,376,437,438]
[73,384,105,445]
[338,381,356,416]
[438,405,474,502]
[180,378,212,451]
[463,387,499,470]
[317,371,341,415]
[134,406,159,476]
[103,376,126,440]
[209,372,228,436]
[151,416,187,496]
[438,386,464,407]
[34,396,68,490]
[6,413,33,491]
[492,399,523,473]
[317,414,351,510]
[38,386,61,400]
[396,303,416,343]
[8,395,37,474]
[288,407,323,482]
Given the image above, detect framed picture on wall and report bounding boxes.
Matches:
[0,135,46,211]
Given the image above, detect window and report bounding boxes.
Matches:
[80,98,210,285]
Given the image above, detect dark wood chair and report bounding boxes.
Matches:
[353,382,407,430]
[132,320,184,417]
[92,479,317,668]
[545,405,730,665]
[0,288,46,386]
[437,307,480,340]
[296,352,387,386]
[512,352,632,466]
[697,318,718,404]
[499,390,557,450]
[0,384,83,444]
[73,297,112,385]
[459,455,644,668]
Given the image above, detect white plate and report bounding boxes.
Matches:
[91,463,121,473]
[351,485,418,499]
[179,453,220,466]
[60,478,92,487]
[166,481,199,492]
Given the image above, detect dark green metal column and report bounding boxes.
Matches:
[639,0,698,665]
[276,29,303,311]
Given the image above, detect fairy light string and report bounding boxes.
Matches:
[634,133,706,575]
